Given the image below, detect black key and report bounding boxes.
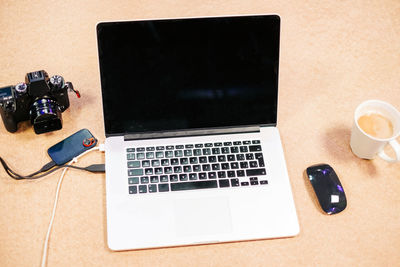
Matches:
[184,150,192,156]
[127,153,135,160]
[219,179,230,188]
[249,161,258,168]
[241,182,249,186]
[250,180,259,185]
[148,184,157,192]
[152,160,160,167]
[175,145,184,149]
[127,148,135,152]
[171,158,179,165]
[217,171,226,178]
[136,153,145,160]
[179,174,188,181]
[164,167,173,174]
[214,142,222,147]
[146,147,155,151]
[199,156,207,163]
[199,173,207,179]
[249,145,262,152]
[165,151,174,158]
[158,183,169,192]
[227,171,235,178]
[227,155,235,161]
[212,163,220,171]
[255,153,265,167]
[203,148,211,155]
[224,142,232,146]
[205,143,213,147]
[221,163,230,170]
[175,150,183,157]
[260,180,268,185]
[208,156,217,163]
[208,172,217,179]
[156,151,164,158]
[240,162,248,168]
[145,168,153,175]
[240,146,248,152]
[183,165,192,172]
[236,154,245,161]
[202,164,211,171]
[221,147,230,154]
[212,148,220,154]
[170,174,178,182]
[243,141,251,145]
[160,175,168,182]
[185,144,194,148]
[137,147,145,152]
[129,186,137,194]
[127,161,140,168]
[139,185,147,193]
[128,177,139,184]
[246,168,266,176]
[193,149,202,156]
[230,147,239,153]
[252,140,261,144]
[193,165,201,172]
[195,144,203,148]
[170,180,218,191]
[189,173,198,180]
[230,162,239,169]
[141,176,149,183]
[231,178,240,187]
[233,141,242,145]
[189,157,198,164]
[166,145,174,150]
[146,152,155,159]
[180,158,189,165]
[237,170,245,177]
[174,166,182,173]
[161,159,170,166]
[156,146,165,150]
[142,160,150,167]
[218,155,226,162]
[128,169,143,176]
[246,153,254,160]
[154,168,163,175]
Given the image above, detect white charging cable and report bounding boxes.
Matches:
[40,145,105,267]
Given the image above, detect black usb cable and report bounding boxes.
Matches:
[0,156,105,180]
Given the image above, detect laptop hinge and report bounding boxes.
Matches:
[124,126,261,141]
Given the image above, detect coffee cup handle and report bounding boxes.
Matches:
[378,140,400,163]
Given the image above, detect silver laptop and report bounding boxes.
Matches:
[96,14,299,251]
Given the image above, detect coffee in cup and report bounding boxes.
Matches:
[357,113,393,139]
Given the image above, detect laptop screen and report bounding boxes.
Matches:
[97,15,280,136]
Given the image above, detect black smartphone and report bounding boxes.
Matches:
[47,129,97,165]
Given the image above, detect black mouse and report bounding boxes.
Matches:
[306,164,347,215]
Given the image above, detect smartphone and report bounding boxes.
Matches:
[47,129,98,165]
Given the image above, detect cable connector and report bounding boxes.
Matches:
[99,143,105,152]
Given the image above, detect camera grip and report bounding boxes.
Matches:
[0,109,18,132]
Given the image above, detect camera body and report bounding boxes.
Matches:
[0,70,75,134]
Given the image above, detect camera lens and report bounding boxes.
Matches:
[29,98,63,134]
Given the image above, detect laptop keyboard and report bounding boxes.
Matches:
[126,140,268,194]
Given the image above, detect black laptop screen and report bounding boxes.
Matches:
[97,15,280,135]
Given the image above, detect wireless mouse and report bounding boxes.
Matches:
[306,164,347,215]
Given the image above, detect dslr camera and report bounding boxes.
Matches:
[0,70,79,134]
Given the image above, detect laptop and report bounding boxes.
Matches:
[96,14,299,251]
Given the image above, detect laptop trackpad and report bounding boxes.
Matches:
[173,196,232,237]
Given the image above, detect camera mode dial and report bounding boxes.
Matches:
[15,83,27,95]
[49,75,65,90]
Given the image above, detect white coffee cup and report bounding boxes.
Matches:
[350,100,400,162]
